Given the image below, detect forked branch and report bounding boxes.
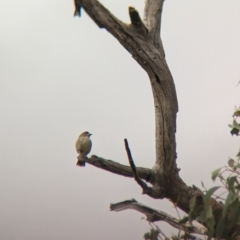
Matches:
[124,139,164,198]
[74,0,230,236]
[110,199,208,235]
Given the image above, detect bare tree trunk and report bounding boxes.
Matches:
[74,0,240,238]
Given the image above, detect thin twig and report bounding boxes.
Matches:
[173,206,182,239]
[201,181,208,192]
[152,223,167,239]
[124,139,149,194]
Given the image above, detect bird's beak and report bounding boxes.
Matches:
[89,133,92,136]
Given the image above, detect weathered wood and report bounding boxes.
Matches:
[74,0,240,238]
[110,199,208,235]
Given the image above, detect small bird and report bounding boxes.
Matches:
[75,131,92,166]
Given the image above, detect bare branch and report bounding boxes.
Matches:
[77,155,153,182]
[110,199,208,235]
[124,139,164,198]
[76,0,178,169]
[73,1,230,234]
[75,0,124,30]
[128,7,148,35]
[143,0,164,39]
[124,139,148,189]
[73,0,208,214]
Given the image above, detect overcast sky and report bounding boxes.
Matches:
[1,0,240,239]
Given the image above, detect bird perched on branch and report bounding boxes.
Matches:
[75,131,92,166]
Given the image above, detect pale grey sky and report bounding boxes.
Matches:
[0,0,240,239]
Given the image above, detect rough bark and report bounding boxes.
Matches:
[74,0,240,238]
[110,199,207,235]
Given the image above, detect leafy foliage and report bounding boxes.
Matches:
[143,107,240,239]
[189,107,240,239]
[229,107,240,136]
[143,224,198,240]
[143,228,160,240]
[178,107,240,239]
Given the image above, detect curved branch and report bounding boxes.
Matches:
[110,199,208,235]
[73,0,230,235]
[75,0,178,170]
[75,0,179,207]
[74,0,218,212]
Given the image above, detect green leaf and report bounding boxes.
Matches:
[232,192,239,203]
[222,191,235,217]
[228,124,234,128]
[202,205,215,240]
[211,168,222,181]
[230,128,240,136]
[202,187,220,239]
[233,120,240,130]
[205,205,213,218]
[188,196,197,221]
[235,184,240,190]
[217,198,240,237]
[215,218,225,239]
[235,163,240,168]
[233,109,240,118]
[228,158,235,168]
[227,199,240,231]
[204,186,220,205]
[179,216,189,224]
[227,176,237,192]
[236,150,240,158]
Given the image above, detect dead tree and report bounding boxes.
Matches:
[74,0,240,238]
